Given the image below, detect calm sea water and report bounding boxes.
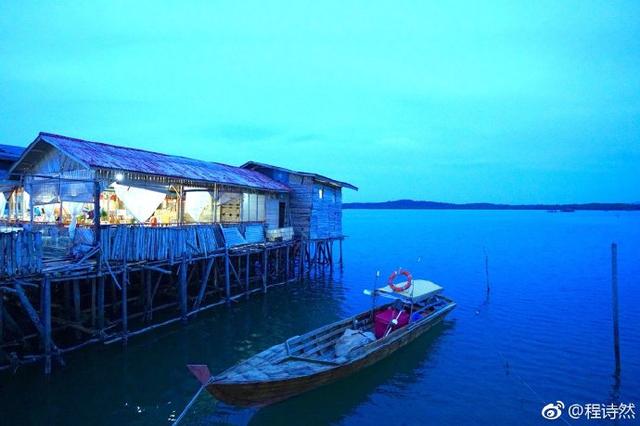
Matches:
[1,210,639,425]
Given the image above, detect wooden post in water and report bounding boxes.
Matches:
[224,249,231,302]
[93,181,101,246]
[97,275,105,336]
[262,248,268,292]
[90,278,96,328]
[122,264,128,344]
[42,276,52,375]
[611,243,621,376]
[484,251,490,294]
[286,245,290,281]
[179,259,188,322]
[339,239,343,270]
[245,253,250,297]
[72,279,81,339]
[0,288,3,346]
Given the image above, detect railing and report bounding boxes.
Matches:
[0,231,43,277]
[100,225,222,262]
[0,223,291,275]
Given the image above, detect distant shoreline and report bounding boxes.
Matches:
[343,200,640,211]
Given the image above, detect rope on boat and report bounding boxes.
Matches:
[173,385,205,425]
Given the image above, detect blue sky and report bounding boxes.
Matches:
[1,1,639,203]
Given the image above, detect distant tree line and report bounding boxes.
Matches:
[342,200,640,211]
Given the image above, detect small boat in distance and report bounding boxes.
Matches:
[187,270,456,407]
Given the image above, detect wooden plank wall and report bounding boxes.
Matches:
[0,231,43,277]
[101,225,220,262]
[310,183,343,239]
[287,174,314,239]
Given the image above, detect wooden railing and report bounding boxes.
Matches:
[0,231,43,277]
[100,225,222,262]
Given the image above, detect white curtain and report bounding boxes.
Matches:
[185,191,211,222]
[65,202,86,240]
[0,193,5,218]
[43,204,56,222]
[113,183,166,223]
[64,201,85,217]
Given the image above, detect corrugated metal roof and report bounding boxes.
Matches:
[0,144,24,162]
[241,161,358,190]
[17,133,289,192]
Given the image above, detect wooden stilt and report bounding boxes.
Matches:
[90,278,96,328]
[97,275,105,335]
[245,253,250,297]
[63,282,71,320]
[611,243,621,375]
[194,257,214,310]
[121,264,128,344]
[262,248,268,292]
[286,245,290,281]
[144,270,151,322]
[0,288,4,346]
[179,259,188,322]
[42,276,51,375]
[339,239,343,269]
[72,279,81,338]
[224,249,231,302]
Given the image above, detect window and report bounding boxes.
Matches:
[318,188,323,199]
[241,193,266,222]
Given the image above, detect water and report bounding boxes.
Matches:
[1,210,638,425]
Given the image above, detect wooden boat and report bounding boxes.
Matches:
[187,273,456,407]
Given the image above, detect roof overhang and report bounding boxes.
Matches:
[241,161,358,191]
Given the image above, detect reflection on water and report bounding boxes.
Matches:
[1,210,639,426]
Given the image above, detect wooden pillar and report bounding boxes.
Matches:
[72,279,81,338]
[144,270,152,322]
[224,249,231,302]
[286,245,290,281]
[90,278,96,328]
[42,276,52,375]
[299,241,305,279]
[329,240,334,272]
[339,239,343,269]
[0,288,4,345]
[28,179,34,225]
[177,185,185,225]
[179,259,188,322]
[611,243,621,375]
[97,275,105,334]
[262,247,268,292]
[93,181,101,246]
[121,264,128,344]
[245,253,250,297]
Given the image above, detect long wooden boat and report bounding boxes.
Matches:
[188,276,456,407]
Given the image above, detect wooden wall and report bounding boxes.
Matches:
[247,165,344,240]
[310,183,342,239]
[287,174,314,238]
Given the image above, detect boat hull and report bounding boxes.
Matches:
[206,304,455,406]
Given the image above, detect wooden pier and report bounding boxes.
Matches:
[0,224,344,374]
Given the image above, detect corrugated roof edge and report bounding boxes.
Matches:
[241,161,358,191]
[10,132,290,192]
[0,144,25,161]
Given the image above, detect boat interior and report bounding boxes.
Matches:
[283,294,450,365]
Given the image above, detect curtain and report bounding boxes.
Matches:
[113,183,166,223]
[184,191,211,222]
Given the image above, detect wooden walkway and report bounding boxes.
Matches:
[0,224,344,374]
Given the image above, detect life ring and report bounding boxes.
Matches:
[388,269,412,292]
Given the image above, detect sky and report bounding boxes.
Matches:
[1,1,639,203]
